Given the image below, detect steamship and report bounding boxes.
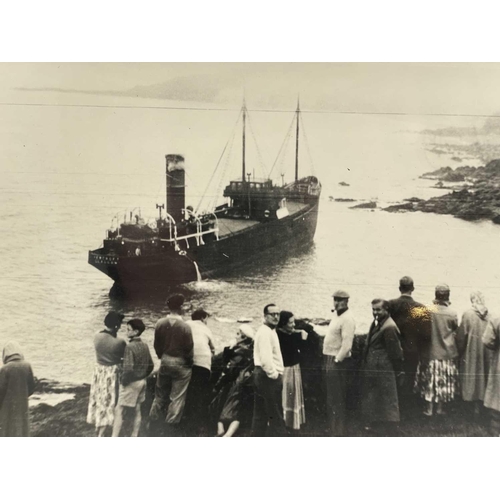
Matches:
[88,102,321,291]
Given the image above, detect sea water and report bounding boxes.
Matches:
[0,94,498,384]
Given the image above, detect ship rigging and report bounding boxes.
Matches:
[88,101,321,291]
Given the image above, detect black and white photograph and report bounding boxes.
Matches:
[2,60,500,440]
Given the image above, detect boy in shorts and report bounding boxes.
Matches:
[112,319,154,437]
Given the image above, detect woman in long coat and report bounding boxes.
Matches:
[483,316,500,435]
[360,299,404,431]
[0,341,36,437]
[458,291,492,414]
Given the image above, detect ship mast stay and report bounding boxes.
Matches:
[242,99,247,182]
[295,97,300,181]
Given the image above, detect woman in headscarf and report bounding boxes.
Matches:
[276,310,307,432]
[0,341,36,437]
[86,311,126,437]
[209,324,255,437]
[458,291,492,417]
[415,284,459,417]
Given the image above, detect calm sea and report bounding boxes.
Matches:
[1,95,499,384]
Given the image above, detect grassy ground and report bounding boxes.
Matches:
[30,379,493,437]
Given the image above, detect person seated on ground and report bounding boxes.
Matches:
[112,319,154,437]
[209,324,255,437]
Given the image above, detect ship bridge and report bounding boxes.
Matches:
[222,178,286,221]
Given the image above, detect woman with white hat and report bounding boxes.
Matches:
[210,324,255,437]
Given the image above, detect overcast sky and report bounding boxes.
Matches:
[2,62,500,119]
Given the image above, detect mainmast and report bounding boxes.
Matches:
[242,100,247,182]
[295,97,300,182]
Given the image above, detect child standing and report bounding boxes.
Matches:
[112,319,154,437]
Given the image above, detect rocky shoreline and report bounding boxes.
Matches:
[29,343,493,437]
[376,159,500,224]
[30,380,94,437]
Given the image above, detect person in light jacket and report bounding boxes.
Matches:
[482,316,500,435]
[458,291,492,418]
[323,290,356,436]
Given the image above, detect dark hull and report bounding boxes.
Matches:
[89,201,319,290]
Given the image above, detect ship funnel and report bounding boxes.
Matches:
[165,154,186,223]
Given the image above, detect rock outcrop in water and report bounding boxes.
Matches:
[382,202,415,213]
[350,201,377,210]
[385,159,500,224]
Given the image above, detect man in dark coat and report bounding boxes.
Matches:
[360,299,404,435]
[388,276,430,417]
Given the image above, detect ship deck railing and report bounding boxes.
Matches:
[160,226,219,249]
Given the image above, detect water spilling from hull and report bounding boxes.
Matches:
[193,261,202,282]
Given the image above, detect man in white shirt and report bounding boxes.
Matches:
[184,309,215,435]
[323,290,356,436]
[251,303,286,437]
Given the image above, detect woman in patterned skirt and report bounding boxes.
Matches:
[276,311,307,432]
[87,311,126,437]
[414,284,459,416]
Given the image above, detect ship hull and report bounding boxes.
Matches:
[89,201,319,291]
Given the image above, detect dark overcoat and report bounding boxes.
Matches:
[360,316,403,423]
[388,295,431,366]
[0,352,36,437]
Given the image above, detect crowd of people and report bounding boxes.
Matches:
[82,276,500,437]
[2,274,500,437]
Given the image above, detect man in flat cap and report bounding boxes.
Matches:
[323,290,356,436]
[388,276,430,417]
